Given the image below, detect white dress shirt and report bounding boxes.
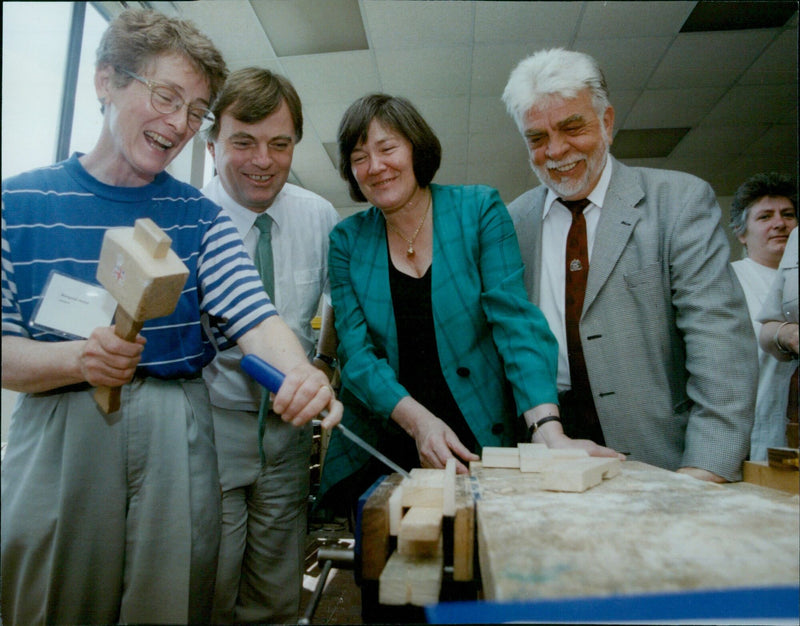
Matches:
[538,157,613,391]
[201,176,340,411]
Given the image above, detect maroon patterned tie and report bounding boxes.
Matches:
[562,198,605,444]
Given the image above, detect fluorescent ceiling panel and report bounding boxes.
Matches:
[250,0,367,57]
[681,1,797,32]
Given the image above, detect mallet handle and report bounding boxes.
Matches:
[94,307,144,414]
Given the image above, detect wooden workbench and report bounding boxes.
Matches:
[472,461,799,602]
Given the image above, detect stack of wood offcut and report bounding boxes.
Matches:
[480,444,621,492]
[360,459,474,607]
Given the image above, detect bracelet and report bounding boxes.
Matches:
[314,353,337,368]
[528,415,561,440]
[774,322,794,355]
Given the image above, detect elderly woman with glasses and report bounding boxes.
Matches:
[1,9,340,625]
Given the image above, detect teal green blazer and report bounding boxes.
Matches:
[319,184,557,495]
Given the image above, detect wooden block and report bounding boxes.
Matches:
[361,473,404,580]
[398,535,442,557]
[132,216,172,258]
[542,458,621,492]
[481,446,520,468]
[96,219,189,321]
[388,485,403,536]
[402,468,444,507]
[743,460,800,494]
[400,506,442,542]
[379,550,443,606]
[443,458,456,516]
[453,474,475,581]
[518,443,589,473]
[767,447,799,471]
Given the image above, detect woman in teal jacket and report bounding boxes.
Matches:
[318,94,620,511]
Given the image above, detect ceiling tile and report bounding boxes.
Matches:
[469,96,517,135]
[576,37,673,91]
[625,87,726,128]
[467,159,539,205]
[579,1,696,38]
[706,84,798,125]
[303,101,355,143]
[744,124,799,157]
[669,125,768,159]
[739,29,799,85]
[467,130,529,168]
[363,0,474,49]
[608,90,641,128]
[611,128,690,159]
[648,30,776,89]
[410,96,470,139]
[435,160,469,188]
[176,0,276,66]
[375,47,472,97]
[439,133,469,168]
[473,1,583,43]
[471,41,566,97]
[280,51,381,103]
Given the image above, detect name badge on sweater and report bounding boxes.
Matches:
[31,271,116,339]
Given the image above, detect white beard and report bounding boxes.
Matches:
[532,139,609,199]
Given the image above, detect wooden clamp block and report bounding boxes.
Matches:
[400,506,443,542]
[379,550,443,606]
[398,534,442,558]
[452,474,474,581]
[481,446,520,468]
[542,458,621,492]
[518,443,589,472]
[361,474,405,581]
[402,468,444,507]
[94,218,189,413]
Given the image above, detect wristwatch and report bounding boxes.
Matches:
[528,415,560,440]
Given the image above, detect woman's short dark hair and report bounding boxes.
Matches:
[730,172,797,237]
[337,94,441,203]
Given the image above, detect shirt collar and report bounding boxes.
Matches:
[206,175,287,234]
[543,155,613,218]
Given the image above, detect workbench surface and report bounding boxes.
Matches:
[472,461,799,601]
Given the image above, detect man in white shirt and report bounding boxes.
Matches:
[202,67,340,624]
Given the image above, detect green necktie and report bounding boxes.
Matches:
[253,212,275,300]
[254,212,275,465]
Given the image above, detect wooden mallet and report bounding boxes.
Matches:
[94,218,189,414]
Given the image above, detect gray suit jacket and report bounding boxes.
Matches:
[508,157,757,480]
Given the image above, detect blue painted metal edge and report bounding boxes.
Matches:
[425,585,800,623]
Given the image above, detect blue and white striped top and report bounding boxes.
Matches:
[2,154,276,379]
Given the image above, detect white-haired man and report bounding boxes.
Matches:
[503,48,757,482]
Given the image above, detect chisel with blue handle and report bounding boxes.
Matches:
[240,354,411,479]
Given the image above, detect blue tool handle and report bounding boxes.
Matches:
[240,354,285,393]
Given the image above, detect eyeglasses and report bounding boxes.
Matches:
[116,67,215,133]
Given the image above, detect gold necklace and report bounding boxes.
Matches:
[385,191,431,257]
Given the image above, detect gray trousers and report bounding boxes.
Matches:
[210,406,312,624]
[1,378,220,625]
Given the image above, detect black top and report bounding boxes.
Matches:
[387,254,477,468]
